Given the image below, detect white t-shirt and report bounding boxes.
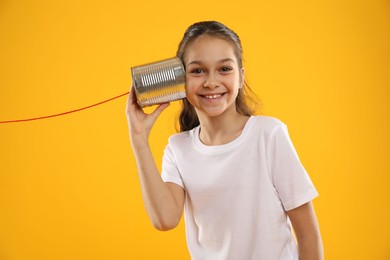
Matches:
[162,116,318,260]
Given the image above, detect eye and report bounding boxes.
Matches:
[220,66,233,73]
[190,68,204,74]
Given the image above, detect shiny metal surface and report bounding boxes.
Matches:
[131,57,186,107]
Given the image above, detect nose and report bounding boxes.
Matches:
[203,72,219,89]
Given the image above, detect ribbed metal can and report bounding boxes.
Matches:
[131,57,186,107]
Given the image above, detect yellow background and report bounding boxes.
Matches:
[1,0,389,259]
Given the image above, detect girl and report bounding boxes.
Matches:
[127,21,323,260]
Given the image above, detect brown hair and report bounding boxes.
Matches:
[177,21,260,132]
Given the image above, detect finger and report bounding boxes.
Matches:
[150,103,170,121]
[127,86,142,111]
[130,86,138,104]
[127,85,135,104]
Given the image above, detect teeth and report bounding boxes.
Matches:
[204,94,222,99]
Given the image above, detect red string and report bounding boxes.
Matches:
[0,91,130,124]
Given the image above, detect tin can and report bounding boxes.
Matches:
[131,57,186,107]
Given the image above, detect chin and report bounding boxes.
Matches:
[201,107,233,118]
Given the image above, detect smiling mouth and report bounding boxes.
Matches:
[200,93,225,99]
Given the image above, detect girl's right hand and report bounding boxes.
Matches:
[126,85,170,143]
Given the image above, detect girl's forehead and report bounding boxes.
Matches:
[184,36,237,63]
[187,35,235,51]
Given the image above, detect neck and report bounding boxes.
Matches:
[197,110,250,146]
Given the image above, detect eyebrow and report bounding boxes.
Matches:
[186,58,236,66]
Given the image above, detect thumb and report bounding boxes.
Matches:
[149,103,170,122]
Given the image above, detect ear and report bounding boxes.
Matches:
[240,67,245,88]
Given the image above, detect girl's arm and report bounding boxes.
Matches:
[287,201,324,260]
[126,87,185,231]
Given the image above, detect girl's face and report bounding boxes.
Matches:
[184,36,244,118]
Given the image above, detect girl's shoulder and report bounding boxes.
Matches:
[166,116,287,147]
[250,115,287,133]
[167,126,197,146]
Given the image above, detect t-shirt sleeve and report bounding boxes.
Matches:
[269,123,318,211]
[161,139,184,188]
